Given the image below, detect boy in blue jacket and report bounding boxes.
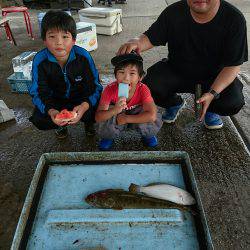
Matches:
[29,10,102,138]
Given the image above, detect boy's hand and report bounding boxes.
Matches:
[114,97,127,114]
[68,102,89,125]
[116,113,127,125]
[48,109,68,126]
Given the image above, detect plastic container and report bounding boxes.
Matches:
[79,7,122,35]
[96,21,122,35]
[7,73,32,93]
[11,151,213,250]
[76,21,98,51]
[22,61,33,79]
[83,0,92,8]
[12,51,36,75]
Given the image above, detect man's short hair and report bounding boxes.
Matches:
[41,10,76,41]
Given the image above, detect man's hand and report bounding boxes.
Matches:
[48,108,68,126]
[196,93,214,121]
[68,102,89,125]
[117,38,141,55]
[114,97,127,114]
[117,34,154,55]
[116,113,127,125]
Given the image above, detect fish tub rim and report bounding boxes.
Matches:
[11,151,214,250]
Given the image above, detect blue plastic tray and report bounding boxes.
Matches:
[11,151,213,250]
[7,73,32,93]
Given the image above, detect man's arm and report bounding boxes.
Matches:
[210,65,240,93]
[117,34,154,55]
[197,65,240,120]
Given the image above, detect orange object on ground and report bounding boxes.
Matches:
[55,109,77,122]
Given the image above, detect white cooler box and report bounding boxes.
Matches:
[78,7,122,36]
[76,22,98,51]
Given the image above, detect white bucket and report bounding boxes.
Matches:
[83,0,92,8]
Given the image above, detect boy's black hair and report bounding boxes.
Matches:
[114,60,144,77]
[41,10,77,41]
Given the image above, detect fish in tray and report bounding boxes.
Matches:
[129,183,196,205]
[85,189,190,211]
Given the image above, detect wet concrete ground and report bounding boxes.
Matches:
[0,0,249,249]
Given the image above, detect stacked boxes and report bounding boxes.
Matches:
[7,51,36,93]
[78,7,122,36]
[12,51,36,79]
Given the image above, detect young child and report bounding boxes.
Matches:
[29,10,103,139]
[95,52,162,150]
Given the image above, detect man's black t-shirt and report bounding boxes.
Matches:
[144,0,248,81]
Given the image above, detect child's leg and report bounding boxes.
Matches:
[135,111,163,138]
[127,106,163,138]
[29,108,58,130]
[79,106,96,123]
[79,106,96,135]
[96,115,126,139]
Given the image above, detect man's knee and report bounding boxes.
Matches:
[212,93,245,116]
[211,78,245,115]
[223,98,245,115]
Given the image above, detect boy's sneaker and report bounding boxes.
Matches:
[55,126,68,139]
[108,2,112,7]
[84,122,95,136]
[204,112,223,129]
[162,100,185,123]
[142,136,158,147]
[99,139,113,151]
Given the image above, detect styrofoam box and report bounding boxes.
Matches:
[95,19,122,36]
[78,7,122,35]
[12,51,36,73]
[76,22,98,51]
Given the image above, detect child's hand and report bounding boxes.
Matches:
[116,113,127,125]
[114,97,127,114]
[68,102,89,125]
[49,109,68,126]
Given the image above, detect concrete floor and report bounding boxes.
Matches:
[0,0,249,249]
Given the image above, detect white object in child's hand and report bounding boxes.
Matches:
[118,82,129,98]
